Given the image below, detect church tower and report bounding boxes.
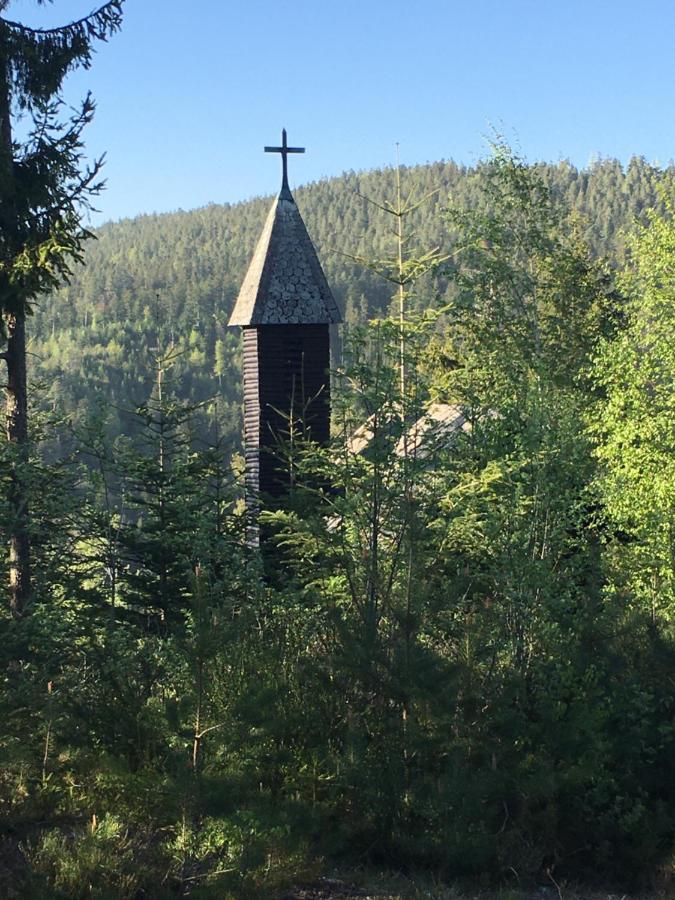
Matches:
[228,130,341,507]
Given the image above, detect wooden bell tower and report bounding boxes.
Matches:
[228,130,341,513]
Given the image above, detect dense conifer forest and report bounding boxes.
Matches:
[28,155,672,452]
[1,147,675,898]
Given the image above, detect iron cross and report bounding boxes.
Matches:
[264,128,305,191]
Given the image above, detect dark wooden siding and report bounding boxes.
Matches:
[242,328,261,497]
[243,324,330,500]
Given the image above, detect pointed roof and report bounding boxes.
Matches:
[228,185,341,326]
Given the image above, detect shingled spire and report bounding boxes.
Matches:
[229,130,340,327]
[228,130,341,508]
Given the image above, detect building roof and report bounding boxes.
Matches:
[228,185,342,326]
[346,402,471,459]
[394,403,471,459]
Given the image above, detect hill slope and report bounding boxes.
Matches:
[29,155,672,446]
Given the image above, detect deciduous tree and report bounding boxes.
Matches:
[592,200,675,621]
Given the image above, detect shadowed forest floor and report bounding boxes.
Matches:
[277,872,661,900]
[0,835,667,898]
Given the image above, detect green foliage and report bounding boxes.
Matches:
[25,814,143,900]
[3,147,675,897]
[256,150,675,886]
[591,201,675,619]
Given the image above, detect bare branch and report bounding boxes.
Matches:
[354,190,400,216]
[400,187,441,216]
[195,722,227,740]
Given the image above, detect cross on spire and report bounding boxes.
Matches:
[264,128,305,193]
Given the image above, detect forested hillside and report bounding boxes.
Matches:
[3,151,675,898]
[31,155,672,448]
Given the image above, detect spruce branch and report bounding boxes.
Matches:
[2,1,123,41]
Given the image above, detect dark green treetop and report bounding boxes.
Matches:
[0,0,124,317]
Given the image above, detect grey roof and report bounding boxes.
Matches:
[346,403,470,459]
[228,186,341,326]
[394,403,470,459]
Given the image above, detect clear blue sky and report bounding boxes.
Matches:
[8,0,675,224]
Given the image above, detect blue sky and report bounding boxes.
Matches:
[8,0,675,223]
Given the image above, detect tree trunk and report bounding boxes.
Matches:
[0,50,31,615]
[5,308,31,616]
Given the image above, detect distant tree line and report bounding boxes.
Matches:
[27,153,675,459]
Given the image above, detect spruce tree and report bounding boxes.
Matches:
[0,0,124,614]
